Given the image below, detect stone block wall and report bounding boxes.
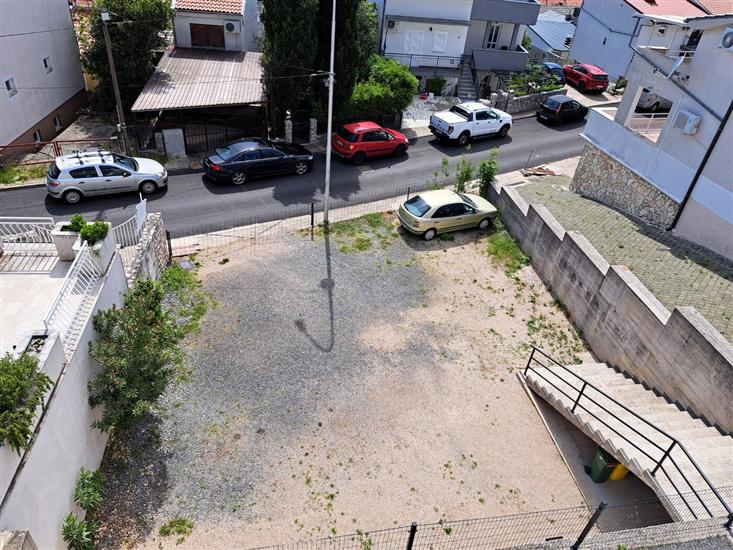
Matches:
[485,88,566,114]
[571,143,680,228]
[487,179,733,434]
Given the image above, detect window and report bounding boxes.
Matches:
[53,115,62,131]
[475,110,490,121]
[259,148,284,159]
[362,131,381,142]
[683,30,702,51]
[5,77,17,97]
[485,24,501,49]
[190,23,225,48]
[337,128,358,142]
[69,167,98,179]
[237,149,262,161]
[433,204,464,218]
[656,25,667,36]
[43,56,53,73]
[449,105,471,120]
[404,195,431,217]
[32,129,42,142]
[373,130,391,141]
[433,31,448,53]
[100,165,127,177]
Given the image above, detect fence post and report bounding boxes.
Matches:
[310,202,315,228]
[524,346,536,375]
[572,502,606,550]
[166,230,173,262]
[406,522,417,550]
[285,119,293,143]
[406,185,411,200]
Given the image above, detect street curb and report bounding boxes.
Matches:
[0,181,46,192]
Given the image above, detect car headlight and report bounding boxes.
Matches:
[307,155,313,161]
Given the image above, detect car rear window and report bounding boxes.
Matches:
[47,163,61,179]
[404,195,431,217]
[449,106,470,120]
[215,146,236,161]
[543,98,561,109]
[113,154,137,171]
[593,74,608,81]
[337,128,358,143]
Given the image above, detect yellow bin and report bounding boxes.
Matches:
[609,463,629,480]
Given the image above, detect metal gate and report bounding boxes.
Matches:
[291,110,311,144]
[183,114,266,153]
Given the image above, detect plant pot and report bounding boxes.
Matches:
[51,222,79,261]
[72,223,116,272]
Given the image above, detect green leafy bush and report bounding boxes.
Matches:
[507,63,563,96]
[346,55,418,120]
[0,354,52,454]
[453,153,474,194]
[61,513,95,550]
[424,76,447,95]
[73,467,104,513]
[478,149,499,199]
[79,221,109,245]
[68,214,87,233]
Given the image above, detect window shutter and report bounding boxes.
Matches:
[433,32,448,53]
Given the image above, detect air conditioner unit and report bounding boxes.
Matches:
[720,27,733,50]
[387,20,396,29]
[673,110,701,135]
[224,21,241,33]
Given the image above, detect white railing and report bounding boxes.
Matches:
[626,113,668,142]
[112,199,147,248]
[637,45,695,59]
[44,242,102,353]
[0,217,55,253]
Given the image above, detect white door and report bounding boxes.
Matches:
[404,30,424,65]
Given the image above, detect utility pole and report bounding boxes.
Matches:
[101,10,129,154]
[322,0,336,227]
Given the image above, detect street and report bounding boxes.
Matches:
[0,117,586,237]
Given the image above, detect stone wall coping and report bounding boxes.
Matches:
[528,203,565,242]
[565,230,610,276]
[672,307,733,367]
[608,265,672,324]
[502,185,530,216]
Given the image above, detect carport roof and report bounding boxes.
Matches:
[131,47,263,112]
[528,10,576,52]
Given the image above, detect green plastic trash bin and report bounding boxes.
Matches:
[590,447,618,483]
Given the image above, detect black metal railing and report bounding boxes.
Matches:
[385,52,462,70]
[523,346,733,527]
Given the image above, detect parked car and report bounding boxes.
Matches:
[397,189,498,241]
[541,62,566,84]
[636,87,673,112]
[331,121,409,165]
[203,138,313,185]
[562,63,609,93]
[536,95,588,124]
[429,102,512,146]
[46,150,167,205]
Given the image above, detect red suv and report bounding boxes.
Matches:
[563,63,609,93]
[332,121,409,165]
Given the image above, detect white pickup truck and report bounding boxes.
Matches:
[429,102,512,146]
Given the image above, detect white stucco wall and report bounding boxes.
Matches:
[174,8,259,52]
[569,0,636,79]
[0,253,128,549]
[385,0,473,21]
[385,20,468,58]
[0,0,85,144]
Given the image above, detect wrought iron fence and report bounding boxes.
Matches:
[385,52,462,70]
[0,138,121,167]
[183,114,267,153]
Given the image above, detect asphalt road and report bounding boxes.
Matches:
[0,117,586,237]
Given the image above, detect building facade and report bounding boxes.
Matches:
[172,0,261,52]
[0,0,86,146]
[573,14,733,260]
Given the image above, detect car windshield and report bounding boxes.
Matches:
[47,163,61,179]
[459,193,477,209]
[215,146,238,161]
[449,106,470,119]
[404,195,431,217]
[543,98,561,109]
[337,128,359,143]
[113,154,138,170]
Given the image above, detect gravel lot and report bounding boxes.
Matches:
[94,214,592,548]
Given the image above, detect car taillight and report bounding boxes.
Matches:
[210,163,222,172]
[448,125,454,133]
[556,104,562,114]
[47,180,60,187]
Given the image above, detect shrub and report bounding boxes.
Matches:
[79,221,109,245]
[453,153,474,194]
[478,149,499,199]
[424,76,447,95]
[73,467,104,513]
[507,63,561,96]
[428,157,450,190]
[68,214,87,233]
[61,513,95,550]
[346,55,418,120]
[0,354,52,454]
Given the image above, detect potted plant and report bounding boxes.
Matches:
[51,214,86,260]
[73,220,116,271]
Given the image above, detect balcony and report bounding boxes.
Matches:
[384,52,463,71]
[471,45,529,72]
[470,0,540,25]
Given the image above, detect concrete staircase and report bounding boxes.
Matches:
[524,360,733,523]
[456,59,476,101]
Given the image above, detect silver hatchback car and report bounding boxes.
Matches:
[47,150,167,204]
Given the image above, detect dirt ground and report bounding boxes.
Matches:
[94,215,594,549]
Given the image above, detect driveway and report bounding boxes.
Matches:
[93,218,592,548]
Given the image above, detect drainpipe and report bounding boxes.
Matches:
[667,98,733,231]
[380,0,388,53]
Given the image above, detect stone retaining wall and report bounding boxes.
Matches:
[488,179,733,434]
[486,88,566,114]
[571,143,680,227]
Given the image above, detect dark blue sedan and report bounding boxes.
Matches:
[542,62,566,84]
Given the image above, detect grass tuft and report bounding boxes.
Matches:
[0,164,48,185]
[485,220,529,276]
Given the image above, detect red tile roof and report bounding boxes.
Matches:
[174,0,243,15]
[624,0,707,16]
[697,0,733,13]
[540,0,583,7]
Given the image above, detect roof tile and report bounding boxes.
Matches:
[174,0,244,15]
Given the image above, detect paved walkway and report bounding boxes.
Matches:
[513,160,733,342]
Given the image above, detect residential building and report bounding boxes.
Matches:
[172,0,261,52]
[526,10,576,62]
[570,0,707,80]
[372,0,540,98]
[573,13,733,260]
[0,0,86,146]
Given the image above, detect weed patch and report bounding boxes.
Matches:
[0,164,47,185]
[485,221,529,276]
[316,213,398,253]
[159,517,193,545]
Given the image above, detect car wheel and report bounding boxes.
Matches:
[478,217,492,230]
[232,171,247,185]
[577,81,586,92]
[294,161,308,175]
[457,132,470,147]
[63,190,82,205]
[423,228,437,241]
[139,180,157,195]
[498,125,510,138]
[351,151,366,165]
[393,145,406,158]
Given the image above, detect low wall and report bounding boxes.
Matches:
[122,213,170,283]
[486,88,566,114]
[488,181,733,434]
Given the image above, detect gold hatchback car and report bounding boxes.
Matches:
[397,189,498,241]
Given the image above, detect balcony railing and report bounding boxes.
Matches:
[471,45,529,72]
[626,113,668,143]
[385,52,462,70]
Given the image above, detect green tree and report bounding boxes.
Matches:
[478,149,499,199]
[454,152,474,194]
[261,0,319,123]
[347,55,418,119]
[522,32,532,50]
[78,0,171,111]
[0,353,52,454]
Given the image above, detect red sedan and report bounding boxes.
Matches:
[331,121,410,165]
[562,63,609,93]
